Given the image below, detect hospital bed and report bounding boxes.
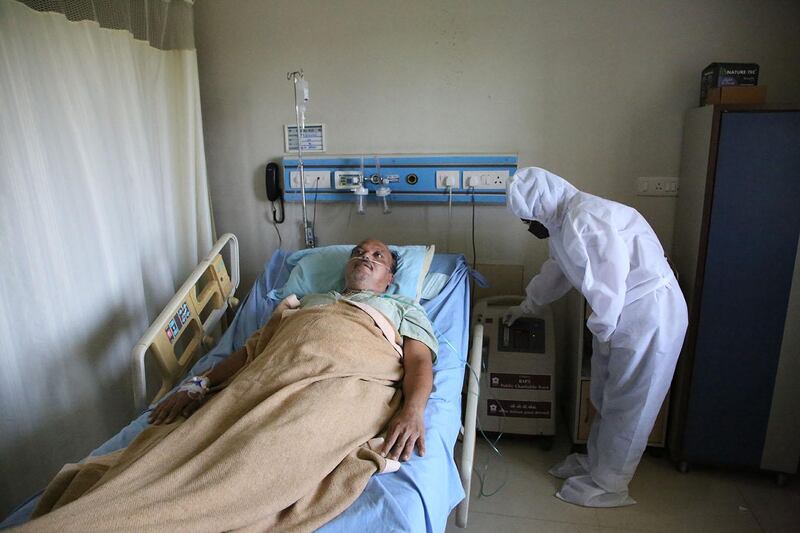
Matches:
[1,234,483,531]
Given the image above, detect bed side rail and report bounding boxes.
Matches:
[455,320,484,528]
[131,233,240,412]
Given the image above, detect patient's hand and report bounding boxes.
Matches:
[381,406,425,462]
[275,294,301,314]
[148,391,204,425]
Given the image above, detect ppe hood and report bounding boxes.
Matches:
[506,167,579,230]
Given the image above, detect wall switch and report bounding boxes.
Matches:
[290,170,331,189]
[463,170,510,190]
[436,170,460,189]
[636,177,679,197]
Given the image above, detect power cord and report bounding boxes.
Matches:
[312,176,320,240]
[470,187,477,271]
[273,218,283,249]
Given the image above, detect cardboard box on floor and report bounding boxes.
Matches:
[473,263,524,303]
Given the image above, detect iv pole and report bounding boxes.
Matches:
[287,69,316,248]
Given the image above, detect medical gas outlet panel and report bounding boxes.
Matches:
[282,154,517,205]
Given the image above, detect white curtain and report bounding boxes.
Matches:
[0,0,212,516]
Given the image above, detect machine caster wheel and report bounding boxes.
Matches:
[678,461,690,474]
[776,473,789,487]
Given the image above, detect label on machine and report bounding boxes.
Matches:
[489,372,551,390]
[487,399,552,419]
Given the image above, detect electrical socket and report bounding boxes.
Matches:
[463,170,509,190]
[290,170,331,189]
[636,177,679,197]
[435,170,460,189]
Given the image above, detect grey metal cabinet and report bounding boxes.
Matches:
[669,105,800,482]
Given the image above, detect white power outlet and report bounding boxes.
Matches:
[636,177,679,197]
[463,170,509,190]
[290,170,331,189]
[436,170,460,189]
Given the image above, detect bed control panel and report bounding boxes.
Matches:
[165,302,192,343]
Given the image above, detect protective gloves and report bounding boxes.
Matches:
[503,300,543,326]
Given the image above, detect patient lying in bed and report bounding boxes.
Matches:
[20,239,438,533]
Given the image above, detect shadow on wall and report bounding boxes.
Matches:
[253,163,269,203]
[0,307,137,519]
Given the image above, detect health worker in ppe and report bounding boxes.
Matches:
[504,167,688,508]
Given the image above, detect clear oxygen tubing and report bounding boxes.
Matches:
[287,69,315,248]
[436,325,509,497]
[346,255,392,271]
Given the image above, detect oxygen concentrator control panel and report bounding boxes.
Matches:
[498,317,545,353]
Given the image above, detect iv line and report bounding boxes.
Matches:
[287,69,315,248]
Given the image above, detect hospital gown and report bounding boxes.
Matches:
[300,290,439,361]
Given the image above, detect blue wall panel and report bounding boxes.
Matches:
[282,154,518,205]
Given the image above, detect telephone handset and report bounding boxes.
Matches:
[266,162,285,224]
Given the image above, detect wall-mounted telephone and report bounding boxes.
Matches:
[265,162,284,224]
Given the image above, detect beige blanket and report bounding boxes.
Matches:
[20,301,405,532]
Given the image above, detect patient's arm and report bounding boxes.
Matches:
[381,338,433,461]
[149,295,302,425]
[148,347,248,425]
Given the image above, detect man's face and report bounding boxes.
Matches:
[522,219,550,239]
[345,239,395,292]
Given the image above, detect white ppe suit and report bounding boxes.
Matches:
[507,167,688,507]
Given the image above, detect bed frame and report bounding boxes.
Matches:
[131,233,240,411]
[129,234,482,528]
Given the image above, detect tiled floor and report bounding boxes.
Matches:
[445,432,799,533]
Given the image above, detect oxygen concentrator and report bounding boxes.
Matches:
[473,296,556,437]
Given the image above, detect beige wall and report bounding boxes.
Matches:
[195,0,800,292]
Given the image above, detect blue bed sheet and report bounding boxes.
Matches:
[1,251,471,532]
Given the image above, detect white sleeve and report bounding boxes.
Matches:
[564,214,629,342]
[525,258,573,306]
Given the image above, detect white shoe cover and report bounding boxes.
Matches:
[555,475,636,508]
[548,453,590,479]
